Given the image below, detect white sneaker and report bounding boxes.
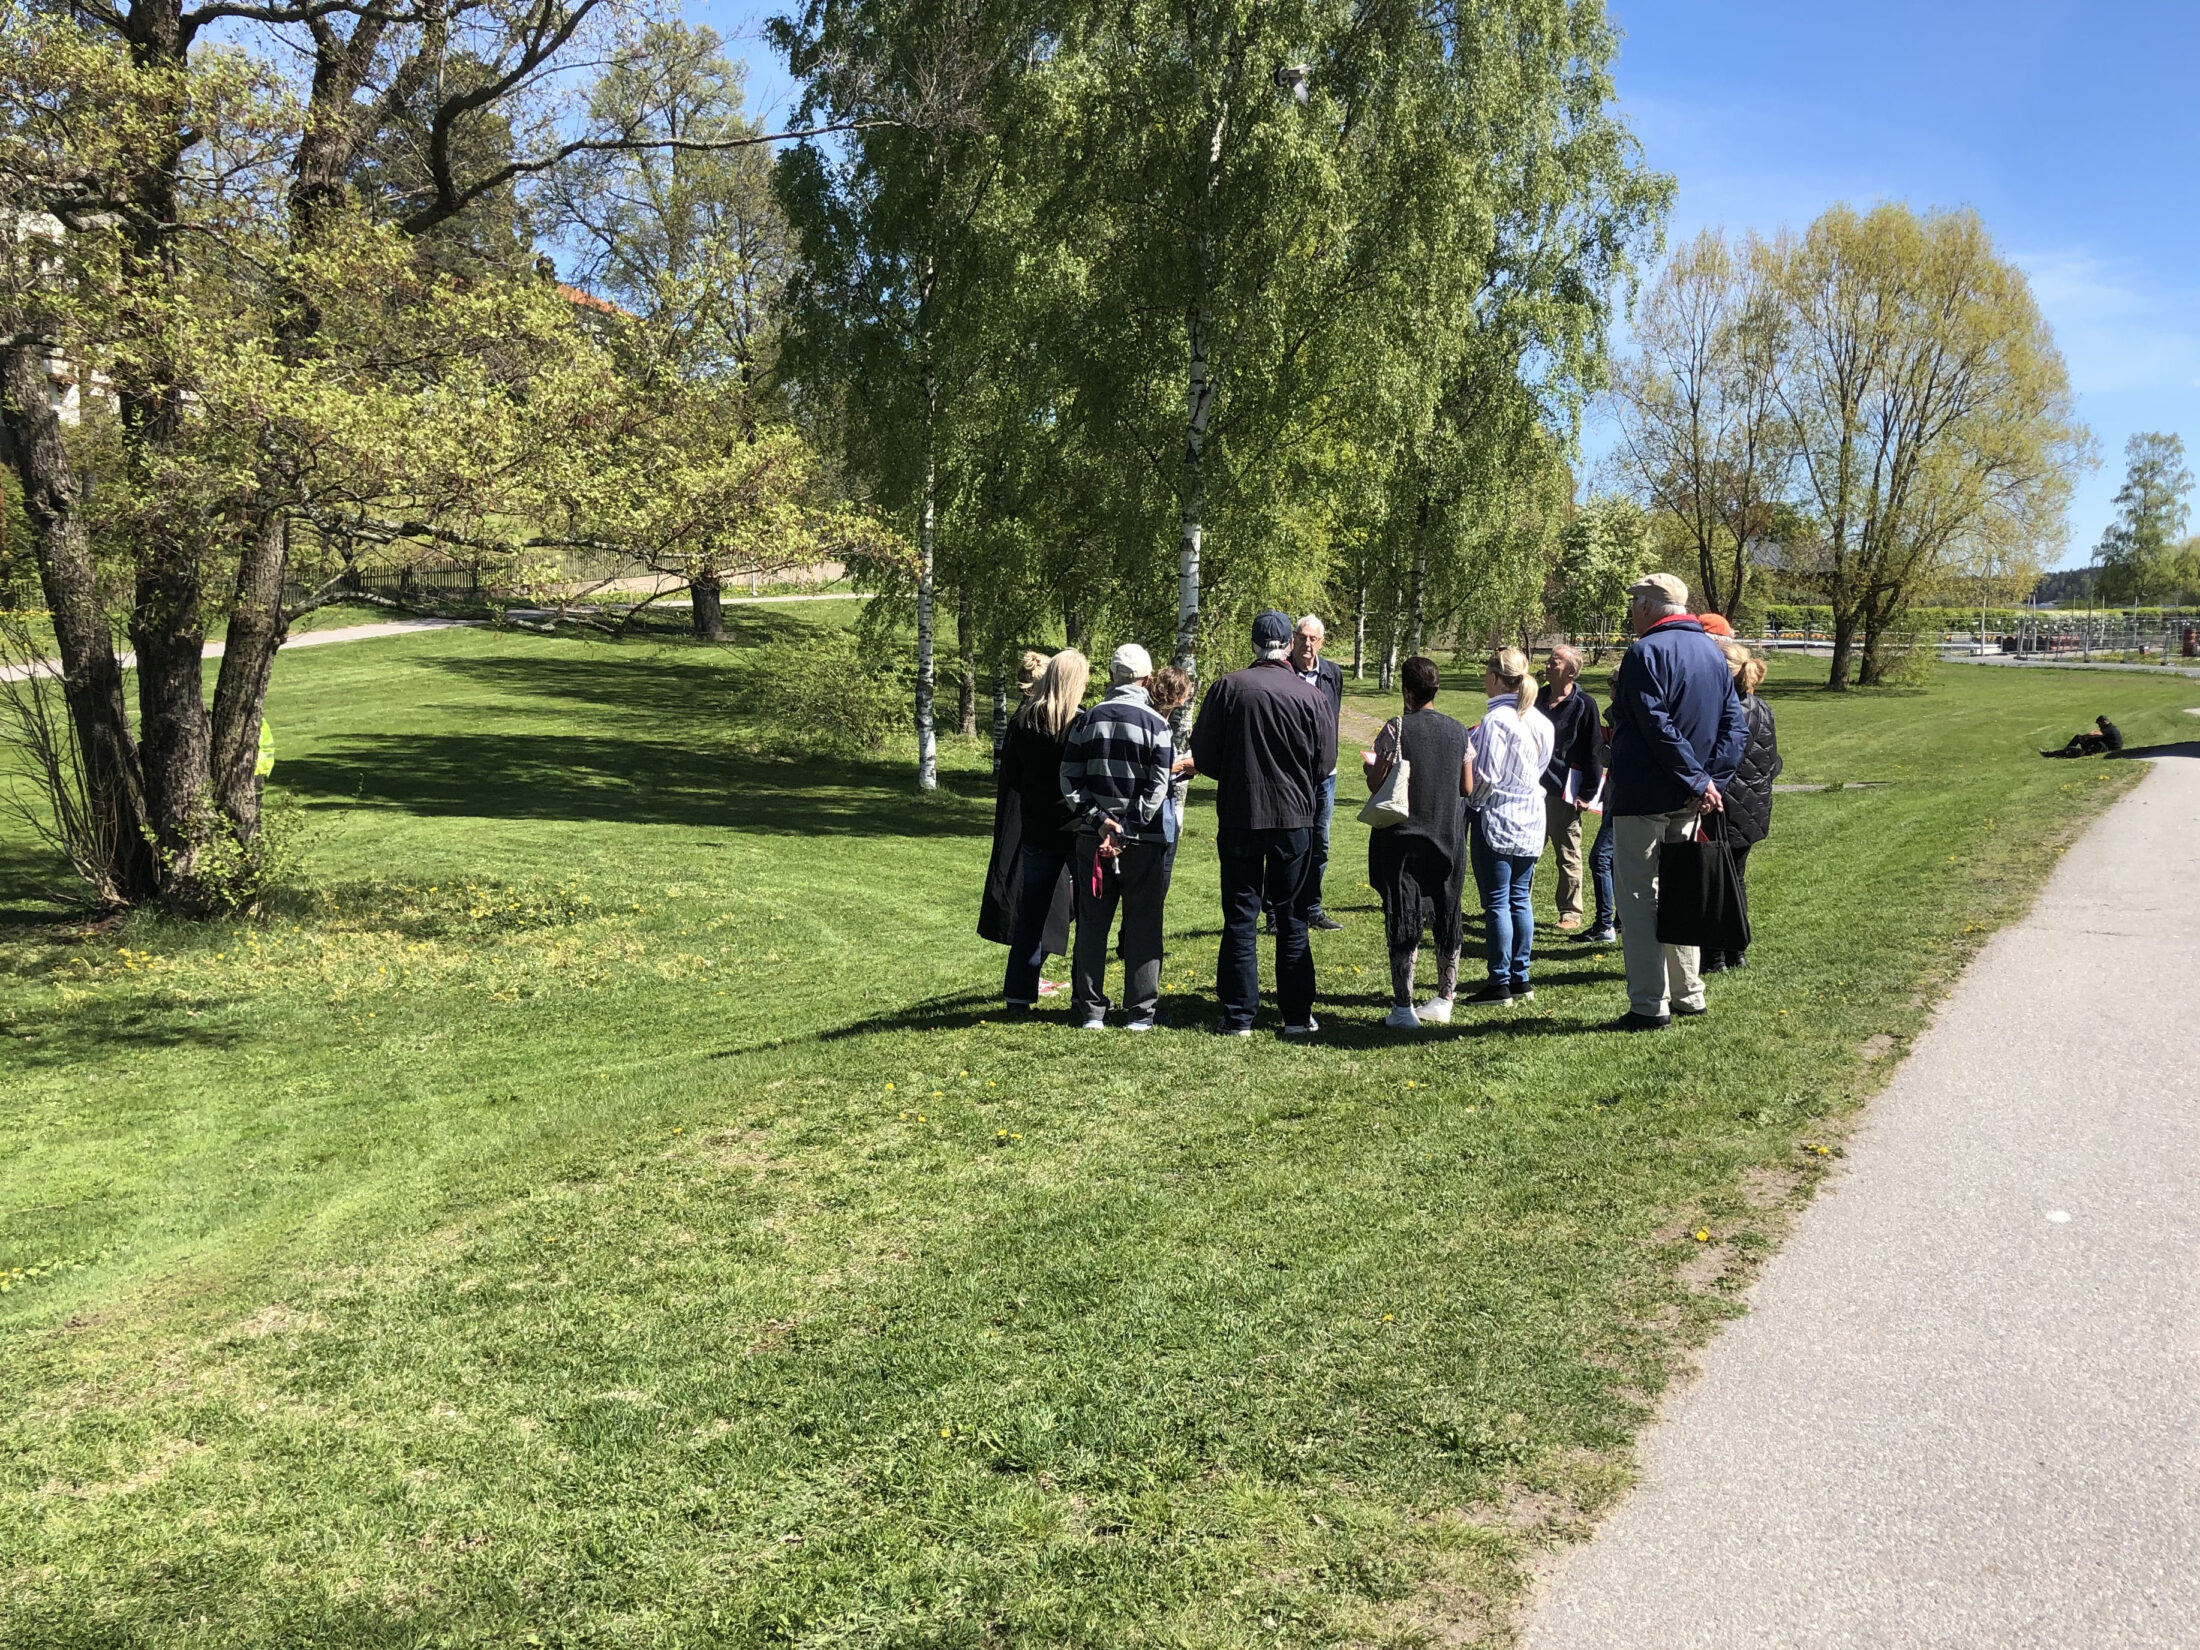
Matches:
[1077,1017,1107,1031]
[1280,1016,1321,1038]
[1384,1005,1421,1030]
[1417,996,1454,1025]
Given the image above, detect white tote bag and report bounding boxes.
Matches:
[1357,721,1412,829]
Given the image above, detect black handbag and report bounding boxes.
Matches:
[1655,810,1752,952]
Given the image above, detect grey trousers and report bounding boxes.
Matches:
[1072,835,1169,1025]
[1612,809,1706,1019]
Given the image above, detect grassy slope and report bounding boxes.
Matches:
[1,620,2194,1648]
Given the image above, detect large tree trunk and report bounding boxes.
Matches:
[956,583,976,737]
[0,342,156,902]
[1826,610,1858,691]
[690,573,724,640]
[129,529,213,891]
[209,510,288,836]
[1351,577,1366,679]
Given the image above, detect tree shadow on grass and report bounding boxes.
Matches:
[281,733,990,838]
[416,631,820,727]
[2111,740,2200,761]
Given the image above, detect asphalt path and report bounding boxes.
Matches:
[1528,744,2200,1649]
[0,617,472,683]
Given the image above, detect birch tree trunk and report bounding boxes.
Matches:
[1407,498,1430,656]
[957,584,976,737]
[1174,99,1226,724]
[914,391,939,793]
[1352,578,1366,678]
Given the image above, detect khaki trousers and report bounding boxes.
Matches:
[1545,798,1585,921]
[1612,810,1706,1019]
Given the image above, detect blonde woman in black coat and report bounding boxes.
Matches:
[1707,640,1781,974]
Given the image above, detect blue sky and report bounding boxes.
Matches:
[691,0,2198,567]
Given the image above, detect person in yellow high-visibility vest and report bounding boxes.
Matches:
[255,719,275,798]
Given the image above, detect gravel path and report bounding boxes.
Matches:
[1527,746,2200,1649]
[0,618,472,684]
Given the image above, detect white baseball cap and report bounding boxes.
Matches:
[1110,643,1153,684]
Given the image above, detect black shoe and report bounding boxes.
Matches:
[1583,925,1618,945]
[1459,984,1513,1007]
[1673,1001,1708,1017]
[1700,958,1726,976]
[1004,1003,1034,1020]
[1608,1011,1672,1032]
[1308,912,1344,932]
[1212,1020,1253,1038]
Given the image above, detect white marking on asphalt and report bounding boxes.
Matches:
[2047,1210,2072,1223]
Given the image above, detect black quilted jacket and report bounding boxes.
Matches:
[1723,693,1783,846]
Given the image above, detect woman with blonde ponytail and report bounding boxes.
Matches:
[993,648,1092,1013]
[1462,647,1556,1006]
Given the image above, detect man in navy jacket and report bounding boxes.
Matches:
[1606,573,1748,1031]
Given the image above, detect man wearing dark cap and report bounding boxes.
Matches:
[1189,610,1338,1036]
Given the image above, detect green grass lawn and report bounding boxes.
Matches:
[2,620,2194,1648]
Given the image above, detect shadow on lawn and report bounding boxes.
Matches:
[282,733,991,837]
[416,627,818,724]
[2111,740,2200,762]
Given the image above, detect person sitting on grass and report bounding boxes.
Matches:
[1362,655,1472,1029]
[2042,715,2124,758]
[1463,647,1556,1009]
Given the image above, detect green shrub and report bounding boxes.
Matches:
[748,627,907,753]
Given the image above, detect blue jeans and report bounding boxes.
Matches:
[1589,809,1616,929]
[1472,828,1537,991]
[1218,826,1315,1028]
[1003,846,1068,1005]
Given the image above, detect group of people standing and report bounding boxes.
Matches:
[980,570,1782,1036]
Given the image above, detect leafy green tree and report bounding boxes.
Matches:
[1772,204,2090,688]
[1612,228,1787,622]
[1550,494,1651,650]
[2093,432,2192,606]
[540,21,805,637]
[773,0,1030,791]
[0,0,818,909]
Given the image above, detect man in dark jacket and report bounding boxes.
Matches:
[1189,610,1338,1036]
[1265,614,1347,932]
[1535,644,1603,931]
[1605,573,1748,1031]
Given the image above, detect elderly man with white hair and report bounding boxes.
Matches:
[1603,573,1747,1032]
[1534,642,1604,932]
[1265,612,1345,932]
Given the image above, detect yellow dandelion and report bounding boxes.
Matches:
[885,1082,895,1092]
[1693,1229,1710,1243]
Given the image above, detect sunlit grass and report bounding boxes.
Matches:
[1,624,2193,1647]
